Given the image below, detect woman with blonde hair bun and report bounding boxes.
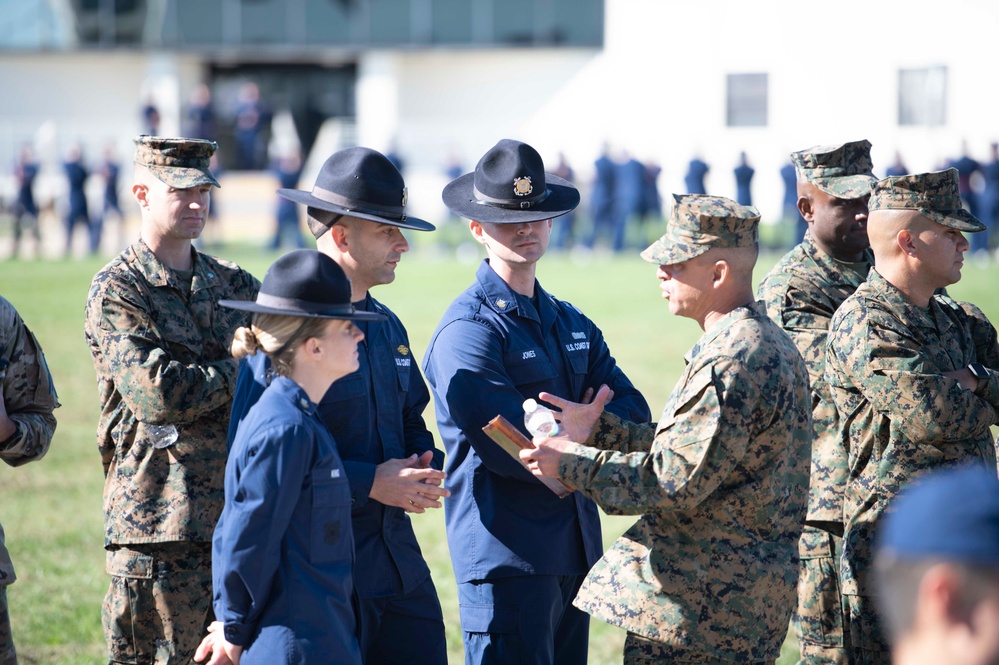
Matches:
[196,249,385,665]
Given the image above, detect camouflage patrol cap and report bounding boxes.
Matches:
[133,135,220,188]
[791,140,876,199]
[641,194,760,266]
[869,168,985,232]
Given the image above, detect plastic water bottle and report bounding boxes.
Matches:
[523,398,559,437]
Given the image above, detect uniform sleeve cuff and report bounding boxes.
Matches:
[0,421,22,450]
[223,621,251,647]
[978,370,999,405]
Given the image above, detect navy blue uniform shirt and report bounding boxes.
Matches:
[228,295,443,598]
[214,376,361,664]
[422,259,651,584]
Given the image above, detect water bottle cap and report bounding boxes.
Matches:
[523,398,538,412]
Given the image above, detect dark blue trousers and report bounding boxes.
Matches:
[458,574,589,665]
[357,575,447,665]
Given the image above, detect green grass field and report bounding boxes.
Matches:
[2,242,997,664]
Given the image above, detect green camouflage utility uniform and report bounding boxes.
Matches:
[85,240,257,665]
[758,235,872,663]
[826,270,999,662]
[0,295,59,665]
[826,168,999,664]
[559,299,811,664]
[758,139,877,665]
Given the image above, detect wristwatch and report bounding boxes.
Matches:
[969,363,989,380]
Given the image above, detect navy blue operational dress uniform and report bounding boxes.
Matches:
[228,146,448,664]
[424,139,651,665]
[214,250,385,664]
[217,375,361,665]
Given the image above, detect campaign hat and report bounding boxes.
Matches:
[220,249,386,322]
[442,139,579,224]
[278,146,434,235]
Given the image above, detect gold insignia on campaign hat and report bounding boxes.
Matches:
[791,140,876,199]
[513,176,533,197]
[133,135,220,188]
[641,194,760,266]
[869,168,985,232]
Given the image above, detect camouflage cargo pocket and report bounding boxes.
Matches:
[796,528,844,648]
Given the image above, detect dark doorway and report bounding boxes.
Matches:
[206,62,357,171]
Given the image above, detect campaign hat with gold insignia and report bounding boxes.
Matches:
[869,168,986,232]
[278,146,434,235]
[133,135,220,188]
[641,194,760,266]
[442,139,580,224]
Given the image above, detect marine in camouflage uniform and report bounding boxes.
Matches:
[0,295,59,665]
[524,195,812,664]
[757,140,877,665]
[825,169,999,664]
[84,137,258,665]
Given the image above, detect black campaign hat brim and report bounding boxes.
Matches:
[218,299,387,322]
[276,188,435,231]
[442,172,580,224]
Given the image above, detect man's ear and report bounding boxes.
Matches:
[798,195,815,222]
[897,228,917,257]
[132,183,149,207]
[328,223,349,252]
[712,259,729,288]
[469,220,487,246]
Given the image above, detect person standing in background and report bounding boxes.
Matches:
[734,150,755,207]
[10,146,41,258]
[758,139,878,665]
[63,142,93,258]
[0,294,60,665]
[684,153,709,194]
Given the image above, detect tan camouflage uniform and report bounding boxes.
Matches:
[557,196,812,664]
[825,170,999,663]
[757,140,876,665]
[0,295,59,665]
[84,137,259,665]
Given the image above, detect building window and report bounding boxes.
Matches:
[726,73,768,127]
[898,66,947,126]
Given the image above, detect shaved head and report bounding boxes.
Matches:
[867,209,926,261]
